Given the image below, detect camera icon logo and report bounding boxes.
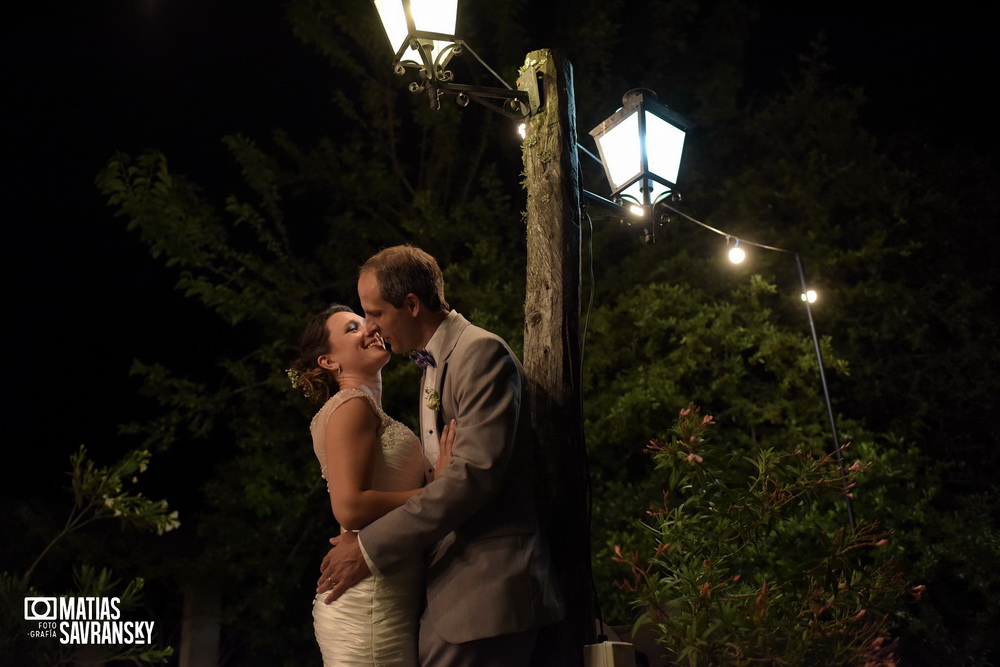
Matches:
[24,597,58,621]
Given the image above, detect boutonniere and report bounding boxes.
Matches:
[424,388,441,411]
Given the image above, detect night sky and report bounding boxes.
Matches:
[5,1,332,489]
[3,1,994,490]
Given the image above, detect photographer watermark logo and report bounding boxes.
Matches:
[23,596,155,645]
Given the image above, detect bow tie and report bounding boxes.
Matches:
[409,349,437,370]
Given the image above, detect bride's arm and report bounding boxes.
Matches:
[324,398,422,530]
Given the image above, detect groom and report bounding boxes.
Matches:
[317,245,564,665]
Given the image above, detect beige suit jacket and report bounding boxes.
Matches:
[360,312,564,643]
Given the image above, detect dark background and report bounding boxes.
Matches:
[3,1,994,497]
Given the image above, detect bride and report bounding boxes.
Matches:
[288,304,454,666]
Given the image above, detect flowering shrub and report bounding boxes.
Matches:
[614,405,918,666]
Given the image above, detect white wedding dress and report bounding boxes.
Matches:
[310,388,427,666]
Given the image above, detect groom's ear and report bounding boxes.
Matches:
[403,293,421,317]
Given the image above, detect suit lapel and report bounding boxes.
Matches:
[432,311,470,421]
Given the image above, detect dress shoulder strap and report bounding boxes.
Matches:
[314,388,381,431]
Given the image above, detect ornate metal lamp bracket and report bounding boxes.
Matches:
[393,39,534,118]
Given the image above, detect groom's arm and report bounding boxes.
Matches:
[361,334,521,573]
[316,419,457,603]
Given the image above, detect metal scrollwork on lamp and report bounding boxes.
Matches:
[372,0,533,116]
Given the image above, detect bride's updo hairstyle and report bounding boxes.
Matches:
[288,303,353,403]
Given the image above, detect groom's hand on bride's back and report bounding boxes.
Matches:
[317,531,371,604]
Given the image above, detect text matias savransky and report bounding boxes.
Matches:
[24,596,156,645]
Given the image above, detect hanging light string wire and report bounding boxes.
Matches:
[656,199,794,254]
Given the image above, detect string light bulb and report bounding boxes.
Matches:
[801,289,818,303]
[727,237,745,264]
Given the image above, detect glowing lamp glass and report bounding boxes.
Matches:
[801,290,818,303]
[590,89,690,211]
[595,112,641,191]
[645,111,686,185]
[728,246,746,264]
[374,0,458,65]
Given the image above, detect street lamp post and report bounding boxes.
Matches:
[520,49,589,665]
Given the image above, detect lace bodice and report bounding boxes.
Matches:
[310,388,426,495]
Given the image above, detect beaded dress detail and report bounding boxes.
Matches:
[310,388,425,667]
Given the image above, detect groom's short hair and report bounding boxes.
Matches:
[361,245,450,313]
